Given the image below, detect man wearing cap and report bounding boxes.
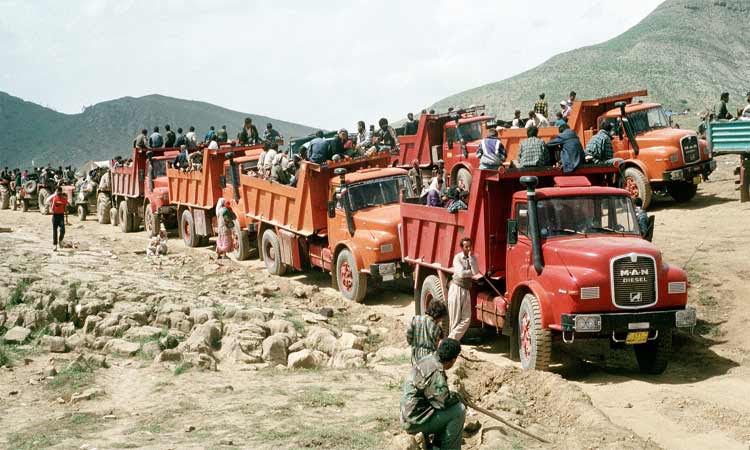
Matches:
[263,123,281,143]
[475,127,506,170]
[534,93,548,118]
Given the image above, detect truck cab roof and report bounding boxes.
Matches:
[331,167,408,186]
[602,102,661,117]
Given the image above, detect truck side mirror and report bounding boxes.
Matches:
[327,200,336,218]
[219,175,226,188]
[507,219,518,245]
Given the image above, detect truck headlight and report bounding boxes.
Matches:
[675,307,696,328]
[574,314,602,332]
[668,281,686,294]
[380,243,393,253]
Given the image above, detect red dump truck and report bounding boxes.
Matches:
[110,147,179,234]
[400,164,696,374]
[398,91,715,208]
[166,145,263,260]
[233,153,413,302]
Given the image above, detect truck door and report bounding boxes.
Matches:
[506,202,531,285]
[602,117,633,159]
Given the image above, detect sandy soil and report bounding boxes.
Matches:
[0,156,747,450]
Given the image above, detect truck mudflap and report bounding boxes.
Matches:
[560,308,696,342]
[662,159,716,182]
[369,261,412,282]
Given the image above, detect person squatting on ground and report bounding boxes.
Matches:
[147,227,168,256]
[215,199,236,259]
[400,338,466,450]
[406,300,448,365]
[47,187,68,251]
[447,237,479,341]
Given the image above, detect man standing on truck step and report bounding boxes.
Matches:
[534,93,548,118]
[149,127,164,148]
[47,187,68,251]
[584,121,614,164]
[404,112,418,135]
[448,237,479,341]
[716,92,733,120]
[400,338,465,449]
[408,159,423,196]
[546,124,583,173]
[518,126,550,168]
[134,129,148,149]
[475,127,506,170]
[164,125,176,148]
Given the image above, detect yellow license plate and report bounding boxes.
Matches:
[693,176,702,185]
[626,331,649,345]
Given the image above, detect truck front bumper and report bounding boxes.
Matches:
[157,206,176,215]
[663,159,716,182]
[369,261,412,282]
[560,307,696,335]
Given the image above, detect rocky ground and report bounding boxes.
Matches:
[1,157,748,450]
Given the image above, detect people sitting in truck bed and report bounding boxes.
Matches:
[404,112,418,135]
[408,159,424,197]
[270,159,295,185]
[447,189,469,214]
[525,110,549,129]
[262,142,278,176]
[716,92,733,120]
[149,127,164,148]
[585,121,615,164]
[263,123,281,143]
[134,129,148,149]
[546,124,584,173]
[740,92,750,121]
[510,110,524,128]
[164,125,176,148]
[427,178,444,207]
[475,127,506,170]
[173,146,189,170]
[307,130,330,164]
[518,126,550,168]
[330,129,352,162]
[554,111,566,127]
[207,136,219,150]
[216,125,229,143]
[561,100,571,118]
[355,120,372,154]
[376,118,400,150]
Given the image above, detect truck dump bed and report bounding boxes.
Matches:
[400,165,619,276]
[237,154,391,236]
[112,148,179,198]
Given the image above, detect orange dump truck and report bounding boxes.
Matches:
[233,153,414,302]
[166,145,263,260]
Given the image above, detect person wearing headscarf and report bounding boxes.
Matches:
[215,198,236,259]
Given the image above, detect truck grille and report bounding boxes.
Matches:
[681,136,700,165]
[611,254,657,308]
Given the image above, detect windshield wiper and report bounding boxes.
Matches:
[548,228,585,236]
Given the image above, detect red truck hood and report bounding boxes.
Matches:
[636,128,696,147]
[545,235,660,269]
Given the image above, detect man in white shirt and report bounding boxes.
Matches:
[186,126,198,148]
[525,111,549,129]
[511,110,524,129]
[207,139,219,150]
[447,237,480,340]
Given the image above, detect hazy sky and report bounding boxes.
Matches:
[1,0,663,130]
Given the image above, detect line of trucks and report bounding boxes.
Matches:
[3,91,709,374]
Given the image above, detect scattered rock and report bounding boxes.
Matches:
[392,434,421,450]
[42,336,68,353]
[293,287,307,298]
[2,326,31,344]
[287,349,329,369]
[48,299,70,322]
[464,419,482,433]
[336,332,364,351]
[124,325,163,341]
[265,319,297,338]
[65,334,85,350]
[303,313,329,323]
[184,425,196,432]
[350,325,369,335]
[183,320,222,354]
[305,327,338,356]
[105,339,141,357]
[288,340,306,353]
[329,349,366,369]
[262,334,291,364]
[155,349,183,363]
[141,341,161,356]
[211,384,234,393]
[319,307,334,318]
[625,402,633,409]
[367,313,381,322]
[219,438,234,446]
[43,366,57,377]
[373,346,409,362]
[71,387,103,403]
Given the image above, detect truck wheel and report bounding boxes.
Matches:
[97,194,111,224]
[145,204,159,237]
[38,188,51,215]
[517,293,551,371]
[634,329,672,375]
[10,195,17,211]
[454,167,473,191]
[0,185,9,209]
[230,220,251,261]
[119,201,133,233]
[21,199,29,212]
[666,181,698,203]
[110,207,119,226]
[261,229,287,275]
[180,210,199,247]
[77,205,87,221]
[623,167,652,209]
[336,249,367,303]
[418,275,445,316]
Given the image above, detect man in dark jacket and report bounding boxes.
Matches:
[404,112,418,135]
[174,128,188,147]
[164,125,176,147]
[329,129,350,161]
[308,130,330,164]
[546,124,583,173]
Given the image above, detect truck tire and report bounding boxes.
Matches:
[97,193,111,224]
[77,205,87,221]
[230,220,251,261]
[454,167,473,191]
[634,329,672,375]
[110,207,119,227]
[180,210,199,247]
[0,185,9,209]
[336,249,367,303]
[23,180,37,195]
[261,229,287,275]
[21,199,29,212]
[38,188,51,215]
[119,201,134,233]
[666,181,698,203]
[10,195,17,211]
[145,204,159,237]
[517,293,551,371]
[623,167,652,209]
[418,275,445,316]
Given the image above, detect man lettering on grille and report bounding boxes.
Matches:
[400,338,466,449]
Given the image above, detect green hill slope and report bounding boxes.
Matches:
[0,92,316,168]
[432,0,750,126]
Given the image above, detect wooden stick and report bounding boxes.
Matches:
[463,397,550,444]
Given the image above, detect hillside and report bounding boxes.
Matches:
[0,92,317,168]
[432,0,750,126]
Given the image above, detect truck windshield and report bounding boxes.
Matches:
[627,107,669,134]
[536,196,640,237]
[447,120,487,143]
[346,176,414,211]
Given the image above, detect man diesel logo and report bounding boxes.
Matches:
[620,268,649,284]
[630,292,643,303]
